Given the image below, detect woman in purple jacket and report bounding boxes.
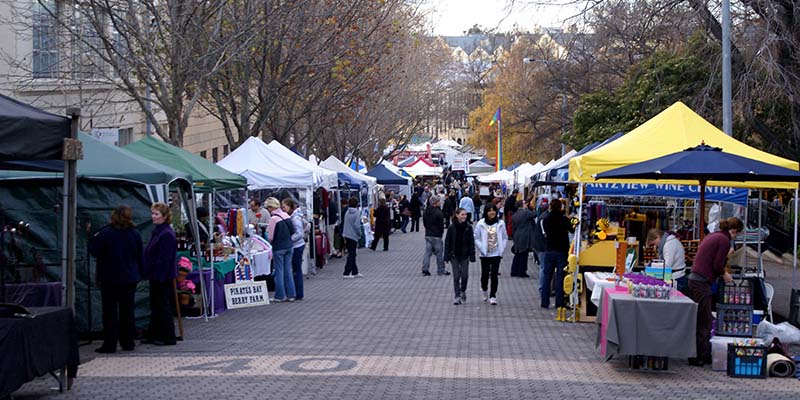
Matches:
[687,217,742,366]
[142,202,178,346]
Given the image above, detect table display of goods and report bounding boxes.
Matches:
[727,339,767,378]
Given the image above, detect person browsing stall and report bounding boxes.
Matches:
[646,228,687,291]
[266,197,296,302]
[687,217,743,367]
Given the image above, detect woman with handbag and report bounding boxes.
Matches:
[399,195,411,233]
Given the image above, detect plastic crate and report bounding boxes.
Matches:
[716,304,753,337]
[726,344,767,378]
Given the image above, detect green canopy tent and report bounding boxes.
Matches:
[0,133,210,330]
[124,136,247,192]
[125,136,248,315]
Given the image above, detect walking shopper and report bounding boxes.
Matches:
[541,199,575,320]
[89,205,142,353]
[266,197,296,302]
[688,217,742,366]
[142,202,177,346]
[444,208,475,305]
[510,199,536,277]
[342,197,364,278]
[474,203,507,305]
[283,198,308,300]
[459,193,475,223]
[410,192,422,232]
[399,195,411,233]
[370,198,391,251]
[442,190,456,228]
[472,194,483,223]
[422,195,449,276]
[531,199,549,266]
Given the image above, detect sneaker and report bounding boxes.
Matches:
[271,297,285,302]
[481,290,488,302]
[489,297,497,305]
[354,273,364,278]
[287,297,296,302]
[342,275,354,279]
[438,271,451,276]
[453,297,462,305]
[422,271,431,276]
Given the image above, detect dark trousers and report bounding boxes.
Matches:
[541,251,567,308]
[480,256,502,297]
[444,215,451,228]
[411,217,420,232]
[689,279,713,359]
[292,244,305,299]
[370,231,389,251]
[100,282,137,350]
[510,251,529,276]
[344,238,359,275]
[147,279,176,344]
[451,257,470,297]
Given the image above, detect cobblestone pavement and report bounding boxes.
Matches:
[15,229,800,399]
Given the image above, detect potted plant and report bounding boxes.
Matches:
[176,257,196,305]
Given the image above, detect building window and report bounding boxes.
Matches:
[212,147,219,162]
[200,150,207,159]
[118,128,133,147]
[223,144,229,156]
[69,5,104,80]
[32,1,59,78]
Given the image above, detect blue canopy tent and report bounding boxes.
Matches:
[366,164,412,197]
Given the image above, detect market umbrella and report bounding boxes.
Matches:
[594,143,800,238]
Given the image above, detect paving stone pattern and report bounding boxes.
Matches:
[14,229,800,399]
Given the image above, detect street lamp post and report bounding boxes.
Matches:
[523,58,567,157]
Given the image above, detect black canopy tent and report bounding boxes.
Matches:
[0,94,78,310]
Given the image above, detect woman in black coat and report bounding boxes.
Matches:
[142,202,178,346]
[88,205,142,353]
[442,191,457,228]
[410,193,422,232]
[370,198,391,251]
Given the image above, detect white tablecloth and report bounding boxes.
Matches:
[585,272,619,307]
[251,250,272,277]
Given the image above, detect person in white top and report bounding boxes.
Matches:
[646,228,687,291]
[474,203,508,305]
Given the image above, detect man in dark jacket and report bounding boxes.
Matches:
[370,198,391,251]
[422,195,448,276]
[504,190,519,236]
[541,199,574,311]
[510,200,536,277]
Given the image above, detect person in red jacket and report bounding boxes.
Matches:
[687,217,743,366]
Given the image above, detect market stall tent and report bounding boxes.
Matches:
[217,137,323,189]
[402,158,442,177]
[124,136,247,192]
[0,93,71,166]
[0,132,200,330]
[366,163,412,197]
[569,102,799,188]
[265,140,337,190]
[319,155,377,192]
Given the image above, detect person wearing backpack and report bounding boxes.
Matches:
[266,197,296,302]
[283,198,310,300]
[444,208,475,305]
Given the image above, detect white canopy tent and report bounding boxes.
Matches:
[265,140,338,189]
[478,169,515,185]
[218,137,323,189]
[402,161,442,177]
[513,162,544,188]
[320,155,378,192]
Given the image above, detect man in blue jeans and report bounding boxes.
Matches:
[422,196,449,276]
[540,199,573,315]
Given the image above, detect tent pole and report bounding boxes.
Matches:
[758,189,763,275]
[793,188,798,288]
[183,187,208,323]
[62,108,80,310]
[698,180,706,240]
[743,190,749,270]
[209,189,215,318]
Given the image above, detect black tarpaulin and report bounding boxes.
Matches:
[0,94,70,162]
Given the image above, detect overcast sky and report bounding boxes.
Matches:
[424,0,579,36]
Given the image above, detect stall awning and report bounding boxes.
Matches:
[125,136,247,192]
[568,102,799,189]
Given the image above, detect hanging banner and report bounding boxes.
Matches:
[452,156,468,172]
[585,183,747,206]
